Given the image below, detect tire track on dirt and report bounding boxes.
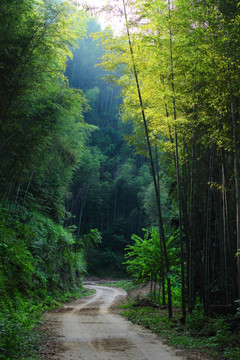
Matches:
[43,284,186,360]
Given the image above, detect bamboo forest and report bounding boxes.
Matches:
[0,0,240,359]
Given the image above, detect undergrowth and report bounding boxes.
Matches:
[0,204,89,360]
[0,287,92,360]
[101,280,137,294]
[105,281,240,360]
[121,304,240,360]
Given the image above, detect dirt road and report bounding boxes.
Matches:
[43,284,185,360]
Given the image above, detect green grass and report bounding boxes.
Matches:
[0,287,95,360]
[121,306,240,360]
[101,280,138,294]
[103,282,240,360]
[43,287,96,309]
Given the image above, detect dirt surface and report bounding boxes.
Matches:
[40,284,187,360]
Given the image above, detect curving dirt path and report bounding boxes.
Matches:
[43,284,186,360]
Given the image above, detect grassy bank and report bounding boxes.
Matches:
[105,281,240,360]
[0,204,87,360]
[0,287,93,360]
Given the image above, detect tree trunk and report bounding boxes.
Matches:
[189,130,196,312]
[122,0,172,317]
[227,64,240,306]
[168,0,186,319]
[155,145,166,306]
[224,33,240,305]
[204,145,215,311]
[221,148,231,304]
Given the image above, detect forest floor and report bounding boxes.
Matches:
[38,282,210,360]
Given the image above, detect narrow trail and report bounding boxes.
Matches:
[43,284,186,360]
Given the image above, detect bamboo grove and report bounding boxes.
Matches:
[99,0,240,316]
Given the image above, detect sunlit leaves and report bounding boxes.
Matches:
[124,227,179,282]
[0,0,91,221]
[99,0,240,160]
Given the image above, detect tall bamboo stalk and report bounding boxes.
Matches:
[189,129,196,312]
[122,0,172,317]
[224,36,240,305]
[227,66,240,306]
[155,144,166,305]
[221,148,230,304]
[168,0,186,319]
[204,145,215,311]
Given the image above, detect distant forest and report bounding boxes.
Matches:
[64,18,173,276]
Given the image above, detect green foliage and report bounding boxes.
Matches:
[0,286,92,360]
[186,309,237,348]
[0,203,87,359]
[102,280,137,294]
[121,303,240,360]
[122,307,175,333]
[0,3,93,354]
[186,306,209,336]
[65,17,156,277]
[82,229,102,249]
[124,227,180,286]
[124,228,162,283]
[0,298,41,360]
[0,0,91,222]
[86,242,128,277]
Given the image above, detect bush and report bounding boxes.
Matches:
[121,301,240,360]
[0,203,87,359]
[0,297,41,359]
[186,305,208,336]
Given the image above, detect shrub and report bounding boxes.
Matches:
[0,203,87,358]
[186,305,208,336]
[0,297,41,359]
